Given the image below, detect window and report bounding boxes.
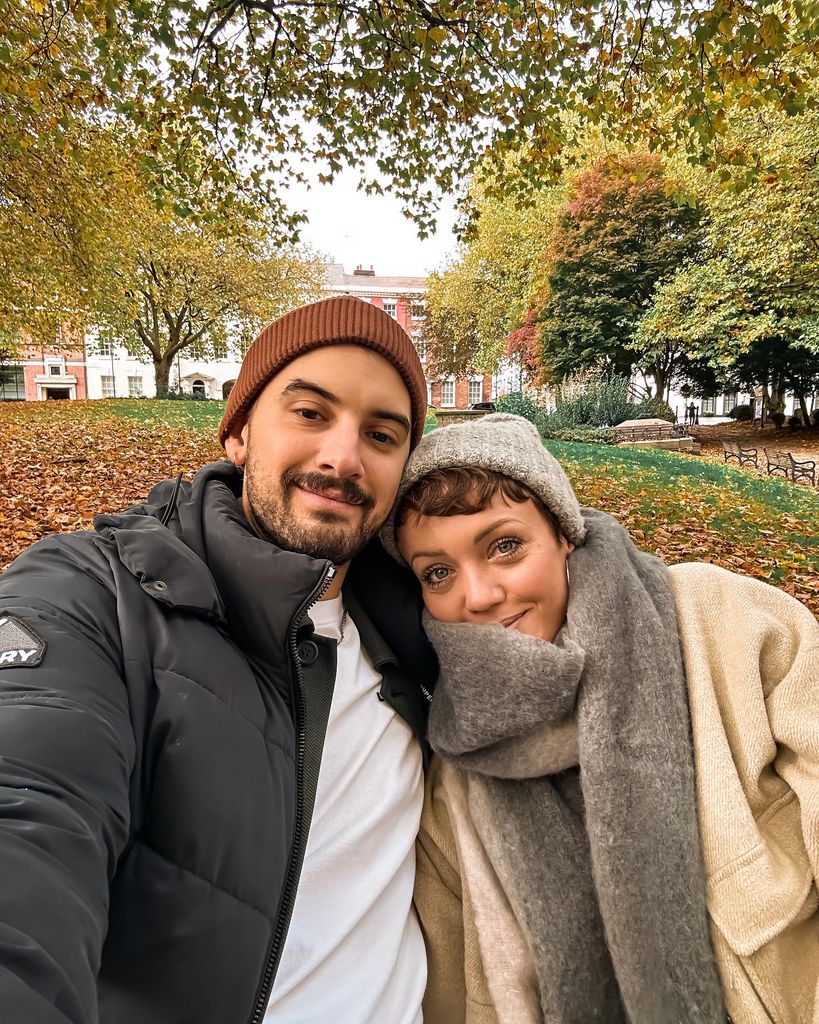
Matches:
[97,337,114,357]
[382,299,397,319]
[0,364,25,400]
[411,300,425,319]
[702,396,716,416]
[212,340,227,360]
[441,380,455,407]
[46,359,64,377]
[722,392,737,415]
[101,375,115,398]
[128,375,143,398]
[468,379,483,405]
[192,379,206,397]
[412,331,427,363]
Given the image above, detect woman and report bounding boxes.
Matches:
[379,413,819,1024]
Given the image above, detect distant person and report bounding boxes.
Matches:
[0,296,436,1023]
[382,413,819,1024]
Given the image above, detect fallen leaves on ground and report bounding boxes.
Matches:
[2,400,818,618]
[3,400,222,565]
[549,439,818,617]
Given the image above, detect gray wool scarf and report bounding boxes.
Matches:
[426,508,725,1024]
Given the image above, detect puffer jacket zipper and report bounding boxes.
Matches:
[248,564,336,1024]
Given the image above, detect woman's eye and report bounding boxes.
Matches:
[295,408,320,420]
[495,537,522,556]
[420,566,450,589]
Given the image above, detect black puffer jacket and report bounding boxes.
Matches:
[0,461,435,1024]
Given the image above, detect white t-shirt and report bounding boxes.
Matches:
[265,596,426,1023]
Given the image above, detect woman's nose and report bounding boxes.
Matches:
[461,570,504,615]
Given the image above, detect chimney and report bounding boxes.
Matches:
[353,265,375,276]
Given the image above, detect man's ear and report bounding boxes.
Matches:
[225,421,250,467]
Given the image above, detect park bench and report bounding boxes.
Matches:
[615,424,687,443]
[722,441,758,468]
[764,448,816,486]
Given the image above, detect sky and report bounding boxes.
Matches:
[285,168,460,278]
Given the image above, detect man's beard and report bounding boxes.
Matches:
[244,453,381,566]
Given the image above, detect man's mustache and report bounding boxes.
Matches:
[283,469,376,511]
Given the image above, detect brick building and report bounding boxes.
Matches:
[0,327,88,402]
[324,263,492,410]
[1,265,492,408]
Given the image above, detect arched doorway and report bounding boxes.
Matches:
[192,379,206,397]
[222,379,236,400]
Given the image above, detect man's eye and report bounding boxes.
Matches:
[370,431,394,446]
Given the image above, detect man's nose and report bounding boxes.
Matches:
[315,421,365,480]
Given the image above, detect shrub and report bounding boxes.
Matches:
[728,403,753,421]
[634,397,675,422]
[788,414,803,431]
[542,426,619,445]
[495,391,548,433]
[160,388,213,401]
[549,373,637,429]
[770,411,786,429]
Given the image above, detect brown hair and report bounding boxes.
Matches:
[396,466,563,538]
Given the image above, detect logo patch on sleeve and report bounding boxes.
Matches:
[0,615,46,667]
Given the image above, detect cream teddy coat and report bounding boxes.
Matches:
[414,562,819,1024]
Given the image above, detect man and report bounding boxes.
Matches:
[0,296,437,1023]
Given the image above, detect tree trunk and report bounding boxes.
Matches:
[797,391,810,426]
[651,362,666,401]
[154,355,174,396]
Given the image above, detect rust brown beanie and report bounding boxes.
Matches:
[219,295,427,449]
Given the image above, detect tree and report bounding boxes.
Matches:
[425,177,561,377]
[9,2,819,235]
[91,170,326,393]
[503,310,542,389]
[639,93,819,418]
[0,111,324,390]
[538,153,703,391]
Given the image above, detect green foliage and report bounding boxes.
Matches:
[634,397,676,422]
[5,0,817,244]
[770,411,787,429]
[494,391,548,434]
[728,404,753,421]
[643,97,819,412]
[541,426,619,445]
[538,153,703,389]
[424,180,562,378]
[548,373,637,429]
[129,3,819,230]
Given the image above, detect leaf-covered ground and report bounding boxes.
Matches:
[3,400,817,616]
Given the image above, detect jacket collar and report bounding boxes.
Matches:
[94,460,438,689]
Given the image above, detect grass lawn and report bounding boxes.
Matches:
[107,397,227,431]
[2,400,817,614]
[549,439,817,604]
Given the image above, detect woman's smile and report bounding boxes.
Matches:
[397,493,574,643]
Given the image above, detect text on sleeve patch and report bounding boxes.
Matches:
[0,615,46,667]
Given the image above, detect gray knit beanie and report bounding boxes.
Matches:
[381,412,586,564]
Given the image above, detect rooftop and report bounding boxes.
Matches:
[324,262,427,294]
